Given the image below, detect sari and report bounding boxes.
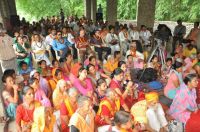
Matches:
[31,106,58,132]
[168,83,198,123]
[69,111,95,132]
[95,97,120,126]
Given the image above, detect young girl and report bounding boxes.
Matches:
[37,60,51,79]
[2,73,19,119]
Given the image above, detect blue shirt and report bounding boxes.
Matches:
[52,38,71,51]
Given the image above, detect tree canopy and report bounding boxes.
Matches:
[16,0,200,22]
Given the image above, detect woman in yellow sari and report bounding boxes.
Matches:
[31,106,59,132]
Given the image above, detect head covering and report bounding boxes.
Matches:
[70,62,82,77]
[145,92,159,103]
[31,106,56,132]
[30,69,39,78]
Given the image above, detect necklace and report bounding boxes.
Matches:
[35,41,42,48]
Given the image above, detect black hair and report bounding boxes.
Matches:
[87,64,95,72]
[38,60,46,65]
[28,77,38,86]
[127,55,133,59]
[54,68,62,77]
[108,25,114,31]
[111,68,123,78]
[78,67,86,77]
[66,51,72,58]
[2,73,13,83]
[118,61,126,68]
[89,56,96,62]
[173,61,183,69]
[19,61,27,67]
[3,69,15,77]
[22,86,34,95]
[52,59,59,66]
[166,58,172,62]
[194,22,199,27]
[150,55,158,62]
[114,51,120,58]
[183,74,197,85]
[97,78,106,87]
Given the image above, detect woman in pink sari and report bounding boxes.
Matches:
[168,73,198,124]
[72,67,93,96]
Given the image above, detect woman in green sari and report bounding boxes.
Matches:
[13,36,31,70]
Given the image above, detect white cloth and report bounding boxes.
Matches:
[129,30,140,40]
[105,33,120,53]
[45,35,54,46]
[139,30,151,45]
[146,103,168,132]
[125,50,144,60]
[98,125,120,132]
[31,41,51,65]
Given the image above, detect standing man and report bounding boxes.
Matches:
[0,26,17,72]
[172,19,186,54]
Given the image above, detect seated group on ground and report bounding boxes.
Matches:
[0,16,200,132]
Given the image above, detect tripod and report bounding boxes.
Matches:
[139,38,166,81]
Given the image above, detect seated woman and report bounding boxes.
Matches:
[60,87,79,132]
[49,68,64,91]
[169,74,199,124]
[13,36,31,70]
[98,111,137,132]
[126,55,135,71]
[72,67,93,96]
[16,86,41,132]
[30,70,51,99]
[87,64,110,88]
[95,88,121,126]
[164,60,183,99]
[145,92,168,132]
[29,77,51,107]
[63,52,74,76]
[94,79,108,105]
[1,73,19,119]
[109,68,133,110]
[161,58,173,79]
[37,60,52,79]
[103,55,118,75]
[31,34,51,66]
[175,43,184,58]
[69,96,95,132]
[31,106,59,132]
[118,61,131,81]
[52,79,68,110]
[147,55,161,73]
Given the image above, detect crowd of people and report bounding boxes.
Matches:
[0,14,200,132]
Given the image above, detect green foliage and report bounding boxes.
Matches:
[16,0,199,22]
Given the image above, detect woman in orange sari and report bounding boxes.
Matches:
[49,68,63,91]
[16,86,41,132]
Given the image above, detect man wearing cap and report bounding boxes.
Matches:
[145,92,168,132]
[0,26,17,72]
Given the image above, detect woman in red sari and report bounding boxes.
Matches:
[16,86,41,132]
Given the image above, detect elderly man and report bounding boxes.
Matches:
[0,27,17,72]
[60,87,79,132]
[69,96,95,132]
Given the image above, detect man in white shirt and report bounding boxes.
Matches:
[45,28,57,60]
[139,25,152,46]
[119,27,130,56]
[0,28,17,72]
[105,25,120,54]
